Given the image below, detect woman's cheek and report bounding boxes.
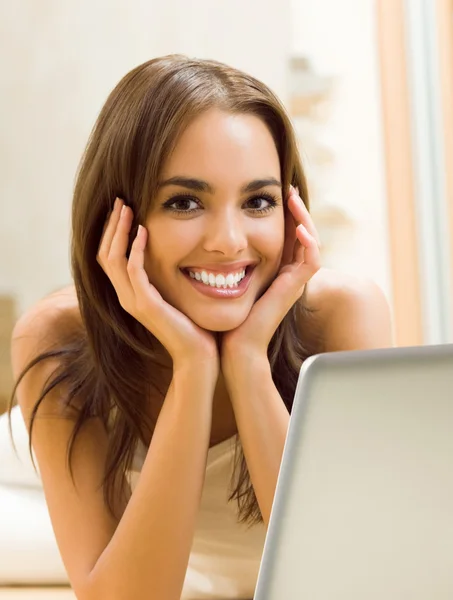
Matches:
[256,219,284,258]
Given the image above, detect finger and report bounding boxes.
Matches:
[106,204,135,292]
[288,190,318,238]
[295,225,320,272]
[98,198,123,263]
[293,224,311,263]
[288,189,321,245]
[127,225,162,305]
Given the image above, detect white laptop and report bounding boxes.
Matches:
[254,344,453,599]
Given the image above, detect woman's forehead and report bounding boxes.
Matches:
[160,110,281,187]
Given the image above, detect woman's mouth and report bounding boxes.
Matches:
[180,265,256,299]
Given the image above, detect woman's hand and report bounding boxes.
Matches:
[221,185,321,373]
[97,198,219,372]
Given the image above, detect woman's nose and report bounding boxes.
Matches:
[202,210,248,255]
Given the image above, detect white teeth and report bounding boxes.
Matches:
[187,268,248,289]
[225,273,235,286]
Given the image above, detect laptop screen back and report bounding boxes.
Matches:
[255,345,453,600]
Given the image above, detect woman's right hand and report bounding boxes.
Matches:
[96,197,219,373]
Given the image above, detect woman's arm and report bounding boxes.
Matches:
[13,302,217,600]
[222,359,288,527]
[88,363,217,600]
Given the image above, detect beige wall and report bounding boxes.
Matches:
[290,0,392,302]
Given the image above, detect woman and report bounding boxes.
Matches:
[9,55,393,600]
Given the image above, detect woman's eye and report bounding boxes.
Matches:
[245,195,278,213]
[247,197,267,209]
[162,196,200,213]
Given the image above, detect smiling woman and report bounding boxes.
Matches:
[142,109,286,332]
[7,54,391,600]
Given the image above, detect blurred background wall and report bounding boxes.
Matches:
[1,0,452,412]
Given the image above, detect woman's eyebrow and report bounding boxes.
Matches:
[157,176,282,194]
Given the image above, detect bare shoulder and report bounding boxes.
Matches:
[11,285,81,411]
[12,284,80,345]
[306,267,388,311]
[305,268,394,351]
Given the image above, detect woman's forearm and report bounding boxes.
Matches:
[87,363,217,600]
[224,356,289,527]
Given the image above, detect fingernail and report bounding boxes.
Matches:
[114,197,121,210]
[295,186,299,195]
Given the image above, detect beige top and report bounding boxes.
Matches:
[127,436,267,600]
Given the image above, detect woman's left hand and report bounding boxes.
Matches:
[221,185,321,370]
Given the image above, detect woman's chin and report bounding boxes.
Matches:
[190,309,250,333]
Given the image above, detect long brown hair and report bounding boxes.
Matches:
[8,54,321,525]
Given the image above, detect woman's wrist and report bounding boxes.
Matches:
[222,351,271,392]
[173,356,219,388]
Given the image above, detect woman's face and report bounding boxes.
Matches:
[144,108,285,332]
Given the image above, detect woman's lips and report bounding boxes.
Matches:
[181,266,255,299]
